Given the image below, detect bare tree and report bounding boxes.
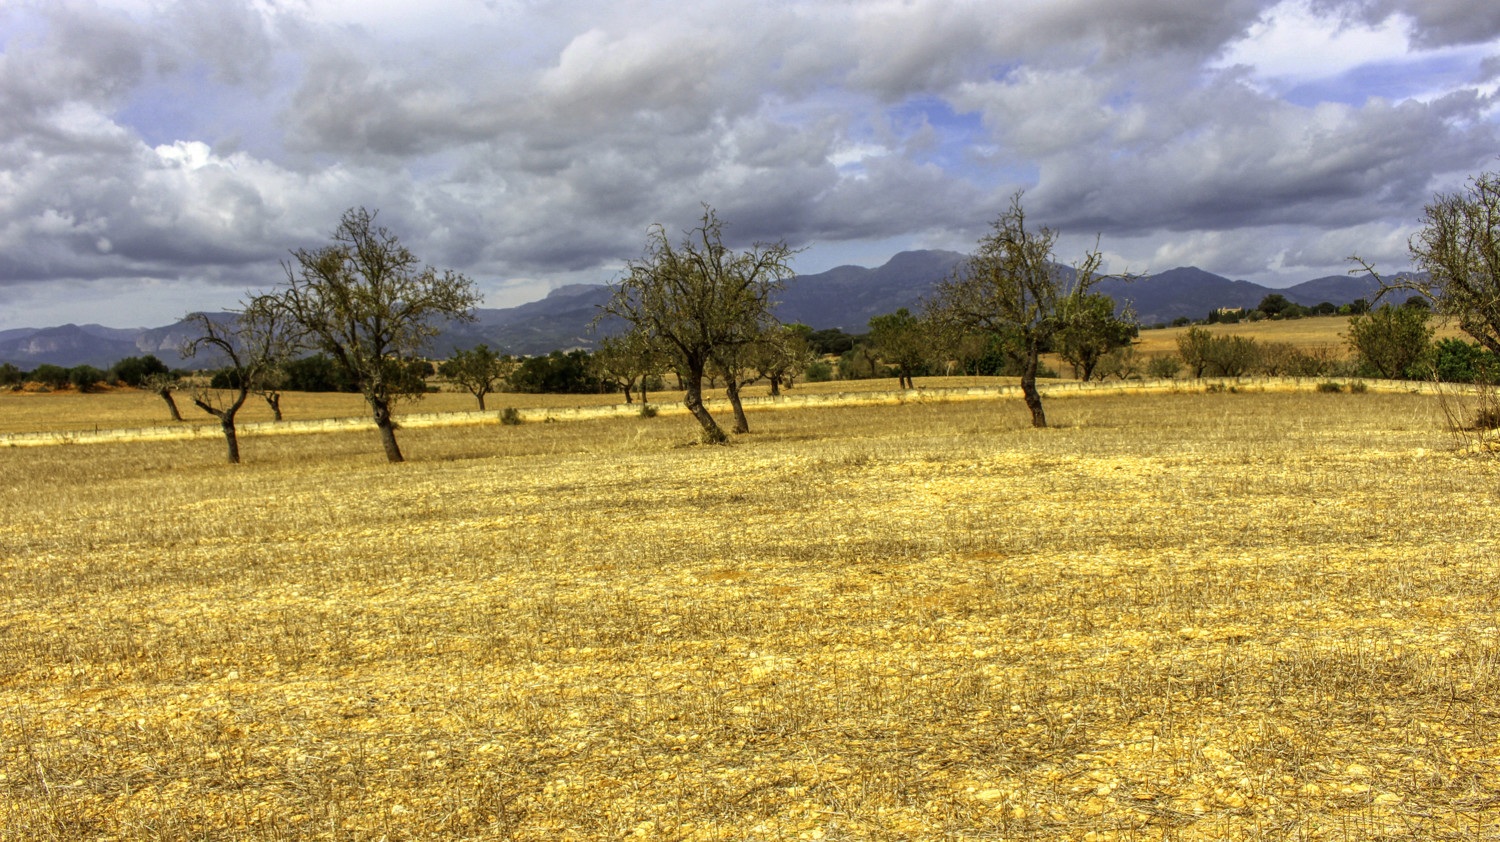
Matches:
[590,331,668,404]
[926,192,1115,427]
[752,323,813,395]
[181,299,298,464]
[142,372,184,421]
[598,207,796,443]
[1353,169,1500,355]
[275,208,480,462]
[440,344,516,411]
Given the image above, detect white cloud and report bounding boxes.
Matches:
[2,0,1499,331]
[1215,0,1414,83]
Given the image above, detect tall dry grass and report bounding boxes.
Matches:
[2,389,1497,839]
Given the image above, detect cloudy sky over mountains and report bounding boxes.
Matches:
[1,0,1497,330]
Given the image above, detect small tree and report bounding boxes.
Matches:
[0,362,23,389]
[1347,303,1433,379]
[109,355,169,387]
[598,207,795,443]
[143,372,184,421]
[1054,293,1135,381]
[181,298,298,463]
[837,341,882,380]
[1258,293,1292,318]
[867,308,929,389]
[68,365,106,393]
[440,344,516,411]
[30,364,69,390]
[1145,354,1183,379]
[275,207,480,462]
[1096,345,1141,380]
[591,331,668,404]
[1176,327,1215,378]
[1355,170,1500,355]
[927,192,1116,427]
[1204,334,1259,377]
[752,323,813,396]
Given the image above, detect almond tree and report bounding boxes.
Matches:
[181,298,298,464]
[275,207,479,462]
[867,308,929,389]
[440,344,516,411]
[926,192,1113,427]
[752,323,813,395]
[143,372,184,421]
[1352,170,1500,357]
[598,207,796,443]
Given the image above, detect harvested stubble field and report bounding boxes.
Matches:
[2,388,1498,840]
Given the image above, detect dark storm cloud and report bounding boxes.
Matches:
[2,0,1499,329]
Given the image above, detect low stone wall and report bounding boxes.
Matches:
[0,376,1456,448]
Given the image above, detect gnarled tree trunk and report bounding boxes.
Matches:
[159,388,183,421]
[682,357,726,443]
[1020,348,1046,428]
[369,395,404,462]
[724,377,749,434]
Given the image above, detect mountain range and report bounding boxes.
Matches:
[1,251,1389,368]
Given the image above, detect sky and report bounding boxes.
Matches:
[1,0,1497,330]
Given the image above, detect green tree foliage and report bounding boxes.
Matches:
[1176,328,1259,377]
[109,354,169,387]
[598,207,795,443]
[590,331,669,404]
[1146,354,1183,379]
[807,328,857,356]
[867,308,929,389]
[439,344,516,410]
[1372,170,1500,356]
[30,364,69,389]
[68,365,106,392]
[1176,328,1215,378]
[1054,293,1135,381]
[1205,335,1259,377]
[509,350,603,394]
[275,207,480,463]
[1430,338,1500,383]
[280,354,358,392]
[927,192,1115,427]
[837,343,883,380]
[1257,294,1292,318]
[0,362,24,389]
[752,323,814,396]
[1346,303,1433,379]
[1096,345,1141,380]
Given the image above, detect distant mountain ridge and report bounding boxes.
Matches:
[1,254,1399,367]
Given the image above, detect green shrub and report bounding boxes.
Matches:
[1145,355,1183,379]
[804,360,834,382]
[1316,381,1343,393]
[1349,381,1369,393]
[499,407,522,426]
[638,404,658,418]
[68,365,107,392]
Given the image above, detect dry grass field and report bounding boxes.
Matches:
[1133,317,1469,357]
[0,377,1014,436]
[2,387,1498,840]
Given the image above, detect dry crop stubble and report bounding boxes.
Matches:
[1,389,1498,840]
